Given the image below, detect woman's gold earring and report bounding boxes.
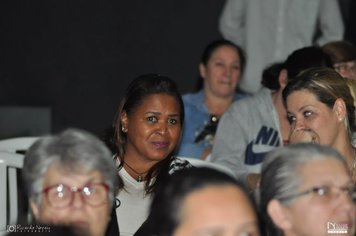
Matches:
[122,126,127,133]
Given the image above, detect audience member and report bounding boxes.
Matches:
[211,46,332,190]
[322,40,356,80]
[177,39,245,160]
[260,143,355,236]
[109,74,192,235]
[219,0,344,94]
[135,167,261,236]
[283,67,356,183]
[23,128,119,236]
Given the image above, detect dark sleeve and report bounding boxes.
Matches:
[133,220,148,236]
[105,208,120,236]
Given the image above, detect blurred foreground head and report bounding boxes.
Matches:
[23,128,119,236]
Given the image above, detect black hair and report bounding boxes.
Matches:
[135,167,260,236]
[261,62,284,90]
[282,46,332,83]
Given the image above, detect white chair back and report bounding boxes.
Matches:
[0,152,25,234]
[0,137,39,154]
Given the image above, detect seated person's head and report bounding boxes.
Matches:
[23,128,119,236]
[283,46,332,83]
[261,46,332,92]
[260,143,355,236]
[139,167,260,236]
[322,40,356,80]
[195,39,245,92]
[282,67,356,146]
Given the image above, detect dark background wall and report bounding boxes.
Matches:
[0,0,225,137]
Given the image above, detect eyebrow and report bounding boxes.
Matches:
[50,176,102,188]
[298,105,312,111]
[237,221,259,231]
[144,111,180,117]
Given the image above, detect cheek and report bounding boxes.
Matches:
[290,202,330,231]
[170,126,182,142]
[310,115,336,136]
[210,68,222,79]
[232,70,241,81]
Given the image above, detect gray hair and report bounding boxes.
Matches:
[260,143,347,235]
[23,128,119,209]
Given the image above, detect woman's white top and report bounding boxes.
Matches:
[115,168,152,236]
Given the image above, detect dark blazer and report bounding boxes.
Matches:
[105,208,119,236]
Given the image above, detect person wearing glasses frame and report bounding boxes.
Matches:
[22,128,119,236]
[322,40,356,81]
[260,143,356,236]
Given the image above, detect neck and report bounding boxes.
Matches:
[123,161,150,182]
[336,141,355,169]
[332,125,355,166]
[342,144,356,183]
[204,92,234,116]
[271,90,290,141]
[121,148,157,182]
[271,90,286,116]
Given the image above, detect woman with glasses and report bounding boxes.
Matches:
[23,128,119,236]
[283,67,356,183]
[108,74,191,236]
[322,40,356,80]
[260,143,355,236]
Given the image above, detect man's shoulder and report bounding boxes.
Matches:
[229,89,271,113]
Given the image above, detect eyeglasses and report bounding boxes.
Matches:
[41,183,109,208]
[334,61,356,73]
[278,185,356,203]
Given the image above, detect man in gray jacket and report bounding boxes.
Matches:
[219,0,344,94]
[210,46,332,190]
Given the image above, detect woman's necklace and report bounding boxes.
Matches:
[123,162,149,182]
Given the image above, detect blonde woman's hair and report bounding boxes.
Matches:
[283,67,356,138]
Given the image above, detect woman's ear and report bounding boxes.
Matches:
[121,111,129,132]
[333,98,347,122]
[199,63,207,80]
[278,69,288,90]
[267,199,293,231]
[30,198,40,219]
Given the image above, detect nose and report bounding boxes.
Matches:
[156,122,168,135]
[71,191,85,209]
[225,66,233,78]
[294,117,308,130]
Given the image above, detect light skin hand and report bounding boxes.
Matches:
[289,129,320,145]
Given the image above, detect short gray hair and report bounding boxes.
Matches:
[23,128,119,209]
[260,143,347,235]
